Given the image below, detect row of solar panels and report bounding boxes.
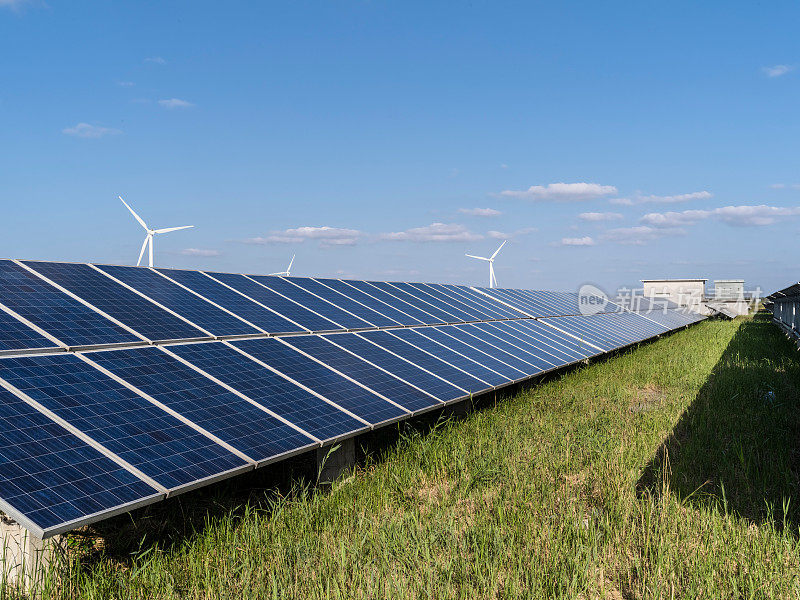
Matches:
[0,260,704,538]
[0,260,636,354]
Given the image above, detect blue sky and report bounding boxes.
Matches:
[2,1,799,295]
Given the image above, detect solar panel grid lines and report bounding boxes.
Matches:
[230,338,408,427]
[220,340,373,430]
[148,268,269,336]
[246,275,361,331]
[501,320,584,363]
[390,328,510,388]
[272,337,414,416]
[89,264,220,339]
[157,344,323,445]
[278,335,439,414]
[546,316,622,348]
[471,287,536,317]
[12,260,152,345]
[342,280,441,325]
[168,341,368,443]
[284,277,401,328]
[319,278,425,326]
[21,261,206,343]
[434,324,544,376]
[535,318,607,353]
[390,282,478,322]
[371,281,460,323]
[456,323,558,372]
[206,271,339,333]
[446,285,525,319]
[196,271,308,334]
[273,277,382,330]
[412,326,528,383]
[0,373,168,495]
[0,353,247,493]
[510,319,599,361]
[75,351,258,467]
[359,329,491,394]
[416,283,498,321]
[482,321,577,366]
[0,302,67,351]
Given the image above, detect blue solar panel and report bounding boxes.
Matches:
[249,276,373,330]
[88,346,315,463]
[444,285,526,319]
[281,335,438,413]
[285,277,400,328]
[538,316,617,351]
[155,268,303,334]
[323,333,465,402]
[495,321,582,364]
[472,322,567,370]
[167,341,365,442]
[412,326,526,382]
[205,272,339,332]
[386,282,481,323]
[512,319,599,359]
[342,281,440,324]
[0,386,158,537]
[463,323,571,370]
[358,330,491,394]
[314,279,422,326]
[232,338,407,426]
[0,354,246,490]
[412,283,494,320]
[0,310,59,354]
[432,325,541,376]
[22,262,206,342]
[0,260,140,348]
[369,282,459,323]
[388,328,508,387]
[96,265,259,337]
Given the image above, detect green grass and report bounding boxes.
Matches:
[26,313,800,598]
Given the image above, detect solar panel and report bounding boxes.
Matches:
[0,309,60,355]
[512,319,600,359]
[231,338,408,426]
[390,282,478,322]
[155,268,304,334]
[369,282,459,323]
[280,335,439,413]
[432,324,542,376]
[414,283,497,320]
[205,272,338,332]
[441,284,525,319]
[0,354,246,491]
[0,260,140,348]
[323,332,467,402]
[249,276,374,330]
[538,316,619,351]
[342,281,440,324]
[455,323,558,372]
[500,320,585,363]
[388,328,509,387]
[358,330,491,394]
[0,386,159,538]
[283,277,400,328]
[95,265,260,337]
[314,279,423,326]
[22,262,207,342]
[86,346,316,464]
[481,321,576,368]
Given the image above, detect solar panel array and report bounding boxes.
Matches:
[0,260,705,538]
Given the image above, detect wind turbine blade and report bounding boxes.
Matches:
[287,254,295,274]
[119,196,149,231]
[465,254,490,261]
[490,240,507,260]
[154,225,194,234]
[136,235,149,266]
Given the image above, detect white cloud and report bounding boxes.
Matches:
[487,227,536,240]
[578,212,623,222]
[145,56,166,65]
[245,226,362,247]
[158,98,194,109]
[770,183,800,190]
[62,123,121,139]
[561,236,595,246]
[0,0,30,10]
[458,207,502,217]
[381,222,482,243]
[180,248,220,257]
[500,182,617,202]
[641,205,800,228]
[602,226,685,245]
[763,65,793,78]
[116,81,135,87]
[500,164,509,169]
[610,191,712,205]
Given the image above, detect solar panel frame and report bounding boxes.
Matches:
[481,321,578,367]
[511,319,601,359]
[313,278,424,326]
[458,323,559,372]
[416,283,499,320]
[501,320,587,362]
[444,285,526,319]
[370,282,461,323]
[390,282,479,322]
[342,281,443,325]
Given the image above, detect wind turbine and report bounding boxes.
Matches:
[466,240,506,288]
[270,254,295,276]
[119,196,194,267]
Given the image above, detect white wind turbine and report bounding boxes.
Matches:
[465,240,507,288]
[270,254,295,276]
[119,196,194,267]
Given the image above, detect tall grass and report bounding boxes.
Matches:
[24,314,800,598]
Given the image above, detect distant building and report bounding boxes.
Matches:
[712,279,744,300]
[641,279,707,313]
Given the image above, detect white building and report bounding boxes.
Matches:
[641,278,708,313]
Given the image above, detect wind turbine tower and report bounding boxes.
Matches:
[119,196,194,267]
[465,240,507,288]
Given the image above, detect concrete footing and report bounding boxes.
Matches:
[316,438,356,485]
[0,518,59,591]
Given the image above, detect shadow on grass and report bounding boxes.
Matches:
[638,312,800,530]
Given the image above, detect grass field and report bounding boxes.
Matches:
[24,312,800,598]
